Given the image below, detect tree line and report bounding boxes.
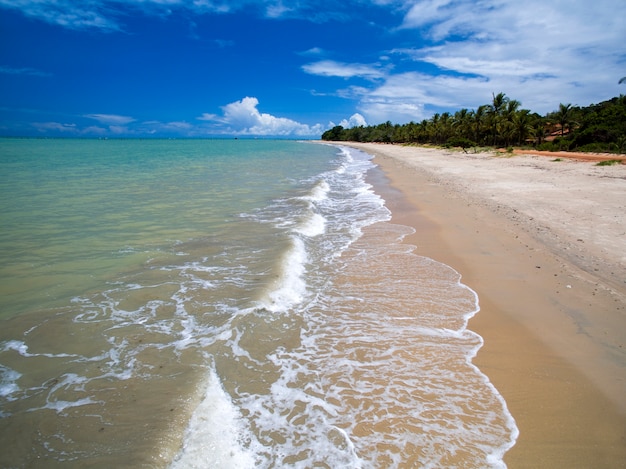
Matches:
[322,93,626,154]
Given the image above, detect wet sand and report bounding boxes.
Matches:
[345,142,626,467]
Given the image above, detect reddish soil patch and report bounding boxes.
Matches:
[510,149,626,163]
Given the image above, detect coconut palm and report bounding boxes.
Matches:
[512,109,533,146]
[453,108,471,139]
[531,119,547,146]
[489,92,510,145]
[472,105,488,144]
[555,103,574,137]
[438,112,452,144]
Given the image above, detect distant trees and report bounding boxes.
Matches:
[321,93,626,154]
[565,96,626,152]
[323,92,541,148]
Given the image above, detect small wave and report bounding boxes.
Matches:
[170,367,258,469]
[294,212,326,237]
[304,180,330,202]
[263,236,308,313]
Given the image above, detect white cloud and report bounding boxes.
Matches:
[127,120,195,135]
[84,113,136,125]
[82,125,108,135]
[339,0,626,123]
[401,0,455,32]
[300,47,326,56]
[302,60,386,79]
[196,113,217,121]
[338,113,367,128]
[360,101,426,125]
[265,1,293,18]
[0,0,121,31]
[199,96,324,136]
[32,121,78,133]
[0,0,360,30]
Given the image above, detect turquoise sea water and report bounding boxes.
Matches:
[0,138,517,467]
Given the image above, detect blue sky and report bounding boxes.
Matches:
[1,0,625,138]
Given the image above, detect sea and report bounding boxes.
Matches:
[0,138,517,468]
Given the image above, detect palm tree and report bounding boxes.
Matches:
[491,92,508,114]
[438,112,452,144]
[503,100,521,121]
[489,92,509,145]
[417,119,429,143]
[531,119,547,146]
[472,105,488,144]
[555,103,574,137]
[512,109,533,146]
[453,108,471,140]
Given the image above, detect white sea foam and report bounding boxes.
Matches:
[264,236,308,312]
[32,373,100,414]
[295,212,326,237]
[306,180,330,202]
[0,365,21,403]
[169,367,258,469]
[2,340,77,359]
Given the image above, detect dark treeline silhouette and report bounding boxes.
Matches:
[322,93,626,154]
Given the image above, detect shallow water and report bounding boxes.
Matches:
[0,138,517,467]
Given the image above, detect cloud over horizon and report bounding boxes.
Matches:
[24,98,326,137]
[198,97,325,136]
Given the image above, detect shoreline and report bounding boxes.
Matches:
[346,142,626,467]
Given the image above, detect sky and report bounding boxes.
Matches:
[0,0,625,138]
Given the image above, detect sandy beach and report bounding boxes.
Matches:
[342,142,626,467]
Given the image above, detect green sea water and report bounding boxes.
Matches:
[0,138,334,318]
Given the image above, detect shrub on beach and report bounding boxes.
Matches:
[444,137,478,153]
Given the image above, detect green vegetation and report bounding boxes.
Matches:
[596,159,622,166]
[322,94,626,154]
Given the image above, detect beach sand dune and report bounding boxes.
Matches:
[341,142,626,468]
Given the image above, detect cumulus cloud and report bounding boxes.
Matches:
[198,96,324,136]
[337,113,367,128]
